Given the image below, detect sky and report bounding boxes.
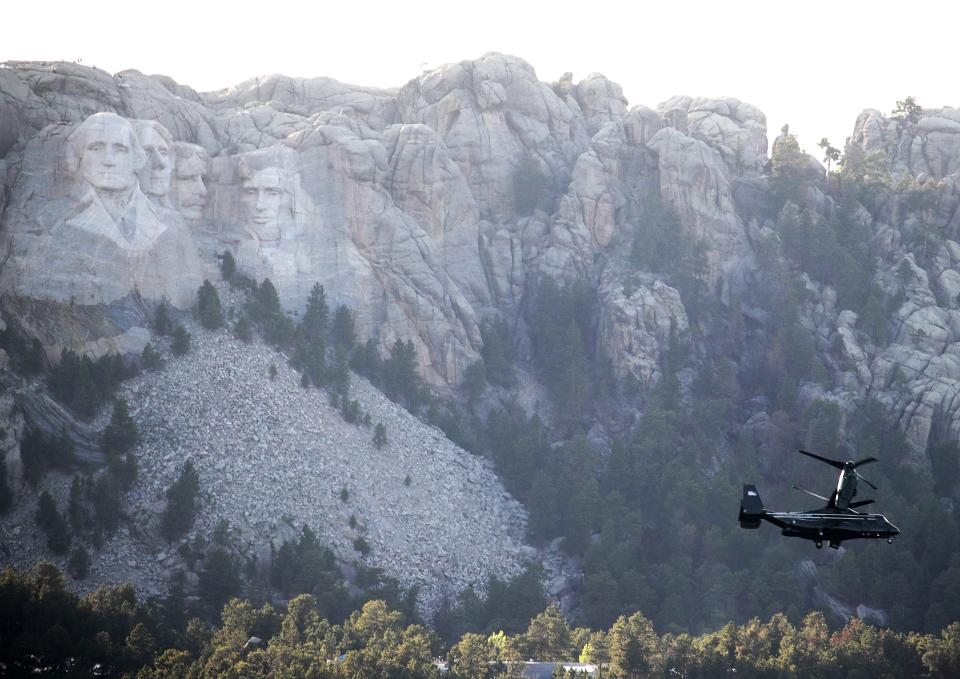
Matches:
[3,1,957,157]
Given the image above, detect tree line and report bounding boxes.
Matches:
[1,562,957,678]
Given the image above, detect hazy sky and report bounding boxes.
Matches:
[4,1,957,157]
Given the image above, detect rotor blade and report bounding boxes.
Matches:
[798,449,846,470]
[852,456,878,468]
[855,471,878,490]
[849,499,874,508]
[792,485,830,502]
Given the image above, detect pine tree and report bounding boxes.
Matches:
[160,460,200,542]
[770,130,808,207]
[101,398,138,457]
[67,545,90,579]
[523,604,572,660]
[480,318,515,386]
[36,491,59,532]
[21,428,76,485]
[220,250,236,282]
[23,338,46,375]
[171,325,191,356]
[199,547,241,614]
[92,473,122,538]
[299,284,329,345]
[384,339,421,410]
[196,280,224,330]
[111,452,138,491]
[333,305,355,351]
[233,315,252,342]
[248,278,282,323]
[140,342,164,371]
[350,338,383,380]
[609,612,660,678]
[301,343,326,387]
[36,491,71,555]
[329,347,350,396]
[153,303,171,336]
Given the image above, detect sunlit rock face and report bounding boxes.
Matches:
[852,107,960,181]
[647,126,752,290]
[197,127,484,387]
[597,266,689,386]
[396,52,589,223]
[0,56,774,388]
[657,95,768,177]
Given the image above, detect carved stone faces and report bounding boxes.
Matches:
[136,123,174,197]
[173,143,208,220]
[241,167,284,241]
[71,113,142,193]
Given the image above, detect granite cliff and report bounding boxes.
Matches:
[3,55,960,627]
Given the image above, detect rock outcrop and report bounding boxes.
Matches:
[0,55,776,388]
[597,268,688,386]
[852,106,960,181]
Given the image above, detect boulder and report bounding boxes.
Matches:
[659,95,768,176]
[396,53,588,222]
[852,106,960,180]
[573,73,628,137]
[597,268,688,385]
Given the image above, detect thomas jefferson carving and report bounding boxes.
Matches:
[133,119,175,204]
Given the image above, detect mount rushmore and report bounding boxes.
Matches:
[3,54,960,460]
[0,54,762,391]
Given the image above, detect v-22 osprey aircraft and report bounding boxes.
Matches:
[739,449,900,549]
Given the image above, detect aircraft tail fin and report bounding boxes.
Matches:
[739,484,764,529]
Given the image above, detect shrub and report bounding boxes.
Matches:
[341,398,361,424]
[373,423,388,449]
[234,316,252,342]
[353,536,371,555]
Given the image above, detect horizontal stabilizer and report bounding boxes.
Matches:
[849,499,874,509]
